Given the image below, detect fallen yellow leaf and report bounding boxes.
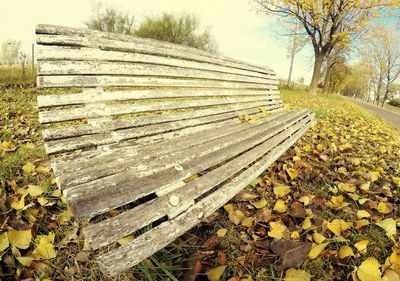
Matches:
[205,265,226,281]
[117,236,134,246]
[356,210,371,219]
[327,219,352,236]
[287,169,299,180]
[22,162,35,175]
[312,232,326,244]
[216,228,227,238]
[11,195,25,210]
[308,242,329,259]
[354,240,369,253]
[268,221,289,239]
[32,232,56,260]
[377,202,392,214]
[0,232,9,252]
[16,256,34,267]
[252,197,267,209]
[8,229,32,249]
[241,217,254,228]
[27,185,44,197]
[338,183,356,193]
[273,199,287,213]
[284,268,311,281]
[273,185,290,198]
[338,246,354,259]
[356,257,381,281]
[376,218,397,236]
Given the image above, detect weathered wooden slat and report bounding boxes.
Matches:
[37,74,278,89]
[83,113,313,249]
[38,88,278,109]
[36,24,274,76]
[54,109,290,187]
[96,118,313,276]
[38,61,276,85]
[42,100,282,141]
[39,96,278,124]
[43,104,284,155]
[64,111,308,221]
[36,45,274,80]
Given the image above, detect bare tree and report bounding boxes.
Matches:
[361,24,400,107]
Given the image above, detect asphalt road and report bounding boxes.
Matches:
[350,98,400,130]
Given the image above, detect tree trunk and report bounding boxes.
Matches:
[375,77,382,105]
[322,67,331,94]
[287,51,295,86]
[309,53,324,95]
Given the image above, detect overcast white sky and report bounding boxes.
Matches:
[0,0,313,83]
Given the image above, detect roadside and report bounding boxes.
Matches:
[349,98,400,130]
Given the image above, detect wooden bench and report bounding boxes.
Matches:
[35,24,315,276]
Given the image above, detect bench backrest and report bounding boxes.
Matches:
[36,24,282,156]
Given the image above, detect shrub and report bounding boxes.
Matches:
[388,98,400,107]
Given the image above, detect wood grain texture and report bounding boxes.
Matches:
[36,45,274,79]
[64,111,309,221]
[96,116,313,276]
[37,88,279,108]
[38,61,277,85]
[55,109,289,188]
[83,113,313,249]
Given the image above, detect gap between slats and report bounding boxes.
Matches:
[95,114,313,276]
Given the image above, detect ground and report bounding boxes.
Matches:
[0,87,399,281]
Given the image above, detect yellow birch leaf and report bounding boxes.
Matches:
[0,232,9,252]
[273,185,290,198]
[223,204,233,213]
[338,183,356,193]
[376,218,397,236]
[268,221,289,239]
[16,256,34,267]
[355,220,370,229]
[252,198,267,209]
[303,144,311,151]
[284,268,311,281]
[377,202,392,214]
[57,208,73,225]
[27,185,44,197]
[273,199,287,213]
[117,235,134,246]
[228,210,245,225]
[355,240,369,253]
[327,219,352,236]
[382,270,400,281]
[360,182,370,191]
[357,210,371,219]
[216,228,227,238]
[369,171,380,182]
[302,217,313,230]
[287,169,299,180]
[22,162,35,174]
[356,257,381,281]
[242,217,254,228]
[32,232,57,260]
[290,231,300,240]
[37,197,49,206]
[312,232,326,244]
[11,195,25,210]
[338,246,355,259]
[393,177,400,186]
[206,266,226,281]
[308,243,329,259]
[8,229,32,249]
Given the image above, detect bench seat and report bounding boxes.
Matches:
[35,24,314,276]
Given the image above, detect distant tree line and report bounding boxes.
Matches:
[85,2,217,53]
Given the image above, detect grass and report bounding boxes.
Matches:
[384,103,400,115]
[0,87,399,280]
[0,65,36,85]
